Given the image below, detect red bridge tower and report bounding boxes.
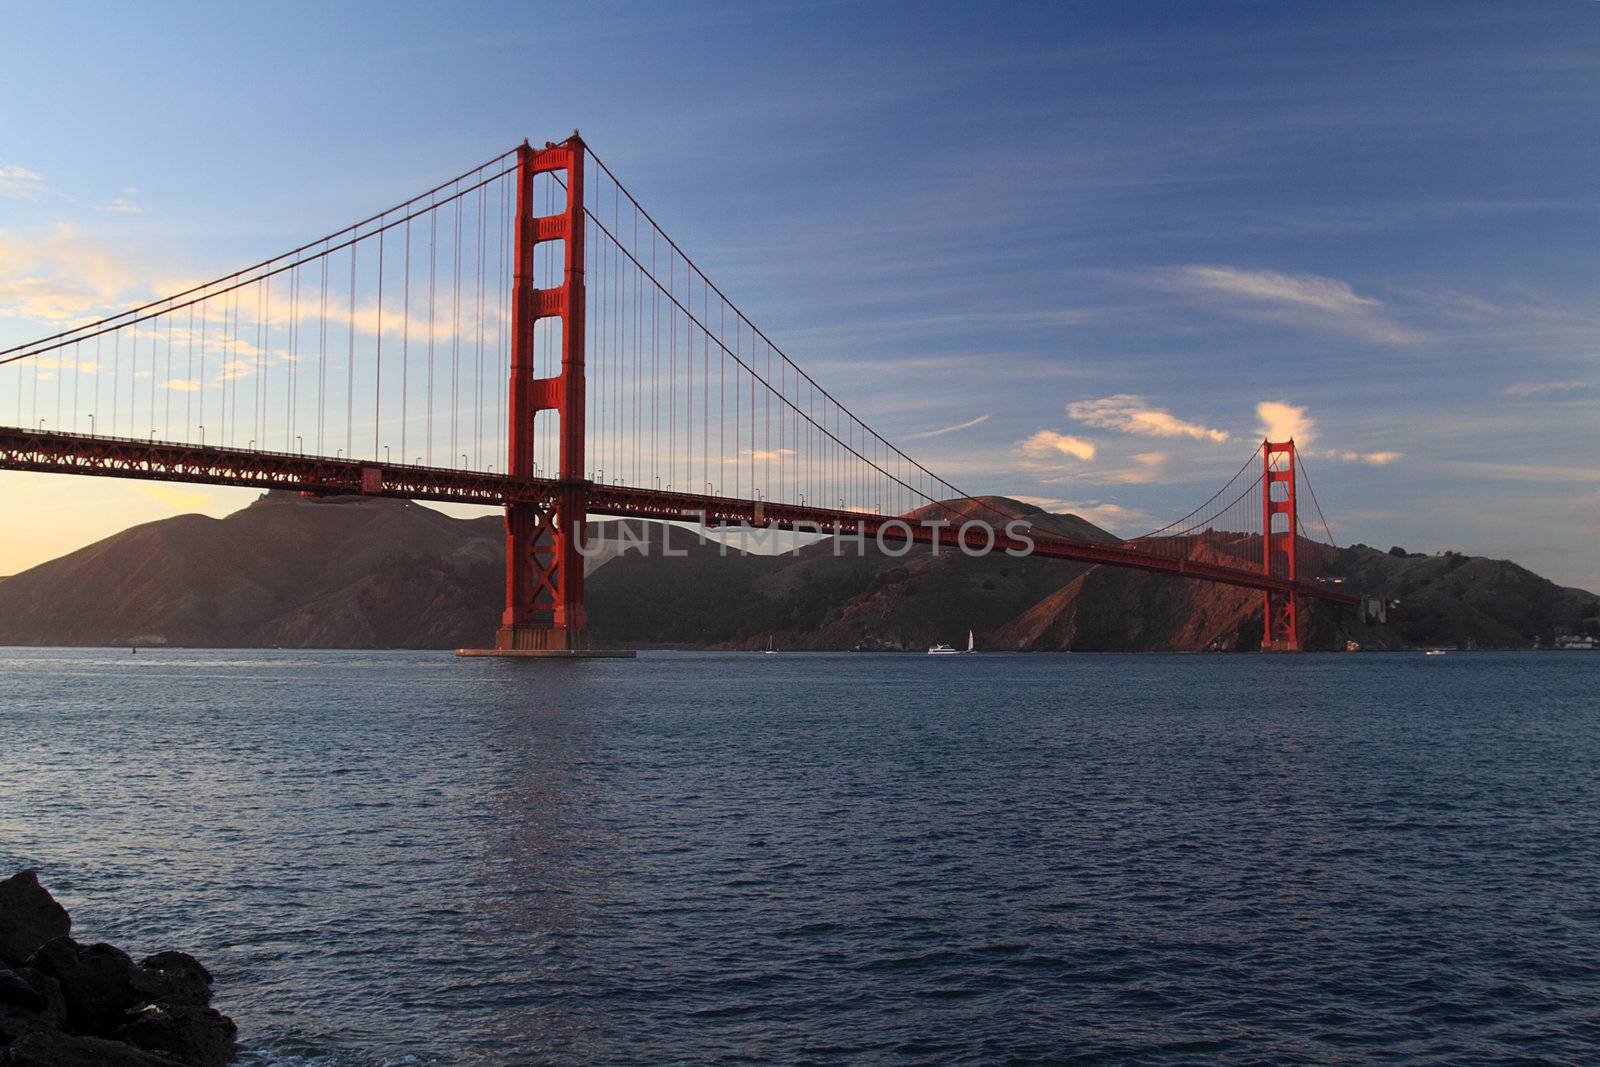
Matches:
[496,136,590,652]
[1262,439,1299,651]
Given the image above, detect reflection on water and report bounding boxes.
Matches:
[2,648,1598,1064]
[472,680,613,1059]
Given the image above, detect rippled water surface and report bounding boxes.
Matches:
[2,649,1598,1064]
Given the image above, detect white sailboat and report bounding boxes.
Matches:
[763,635,778,655]
[929,630,975,655]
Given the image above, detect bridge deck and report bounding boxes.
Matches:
[0,428,1358,606]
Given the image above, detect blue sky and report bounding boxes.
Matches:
[2,1,1596,588]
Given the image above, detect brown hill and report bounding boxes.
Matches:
[0,492,1593,650]
[996,540,1262,652]
[1333,543,1600,648]
[0,491,504,648]
[580,497,1104,649]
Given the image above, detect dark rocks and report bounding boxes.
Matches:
[138,953,213,1009]
[113,1004,237,1067]
[2,1031,188,1066]
[0,1004,51,1051]
[0,873,70,966]
[0,971,64,1047]
[3,970,63,1026]
[0,873,235,1066]
[0,973,46,1015]
[28,939,149,1035]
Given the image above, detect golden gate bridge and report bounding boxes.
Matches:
[0,134,1356,653]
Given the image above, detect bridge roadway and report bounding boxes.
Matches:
[0,427,1359,607]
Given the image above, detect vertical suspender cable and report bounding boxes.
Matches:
[374,224,385,460]
[346,242,356,457]
[475,178,486,470]
[427,209,436,466]
[401,217,410,465]
[451,195,462,467]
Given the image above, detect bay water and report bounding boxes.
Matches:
[2,649,1597,1064]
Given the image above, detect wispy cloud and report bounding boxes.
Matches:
[743,447,797,462]
[905,413,990,440]
[0,164,45,201]
[1442,461,1600,486]
[217,358,256,383]
[1182,266,1377,315]
[1503,380,1589,397]
[1016,430,1096,462]
[1322,449,1402,465]
[100,197,142,215]
[1011,495,1151,533]
[0,224,143,321]
[1149,264,1426,345]
[1384,286,1600,362]
[1177,197,1589,240]
[1067,394,1229,442]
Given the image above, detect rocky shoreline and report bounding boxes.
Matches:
[0,871,236,1066]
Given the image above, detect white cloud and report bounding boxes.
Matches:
[1151,264,1425,345]
[1017,430,1096,462]
[905,413,990,440]
[1254,401,1398,464]
[1066,394,1229,442]
[0,165,45,200]
[1256,400,1316,446]
[1503,380,1588,397]
[100,198,142,215]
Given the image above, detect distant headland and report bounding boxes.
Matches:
[0,491,1593,653]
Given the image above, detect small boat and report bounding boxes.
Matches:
[929,630,975,656]
[1425,649,1447,656]
[763,635,777,655]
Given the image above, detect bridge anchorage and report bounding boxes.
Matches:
[0,132,1359,653]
